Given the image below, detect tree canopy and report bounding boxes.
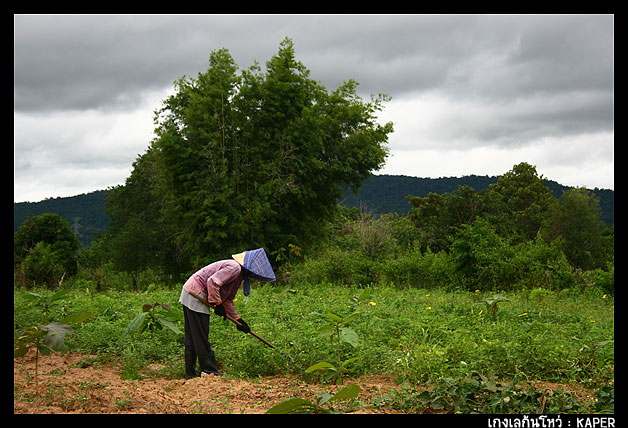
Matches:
[14,212,81,287]
[105,38,393,275]
[408,162,613,272]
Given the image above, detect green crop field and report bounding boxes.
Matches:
[14,281,613,414]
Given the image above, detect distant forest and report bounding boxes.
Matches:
[14,190,110,247]
[14,175,614,247]
[341,175,614,225]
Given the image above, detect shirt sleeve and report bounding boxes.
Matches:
[206,262,241,304]
[206,277,222,304]
[222,299,240,320]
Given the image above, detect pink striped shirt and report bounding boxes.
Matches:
[183,259,242,319]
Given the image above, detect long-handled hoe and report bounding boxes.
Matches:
[189,292,296,366]
[189,292,275,348]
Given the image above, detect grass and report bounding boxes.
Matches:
[14,282,613,412]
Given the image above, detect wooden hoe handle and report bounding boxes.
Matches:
[189,292,276,349]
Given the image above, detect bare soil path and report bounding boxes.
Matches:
[14,350,401,414]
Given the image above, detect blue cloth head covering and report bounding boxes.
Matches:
[237,248,276,296]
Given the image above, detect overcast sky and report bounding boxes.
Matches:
[14,14,614,203]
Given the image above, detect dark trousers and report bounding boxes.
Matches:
[182,305,219,376]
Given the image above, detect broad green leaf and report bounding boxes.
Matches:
[339,327,359,347]
[323,312,342,322]
[62,311,94,326]
[14,344,30,357]
[358,287,372,302]
[23,292,44,302]
[43,322,73,353]
[19,326,46,340]
[316,392,334,406]
[341,313,359,325]
[265,398,315,414]
[38,344,53,355]
[485,295,509,305]
[479,372,497,393]
[50,289,71,303]
[158,317,182,335]
[353,304,368,314]
[126,312,148,334]
[331,383,361,400]
[340,356,360,369]
[305,361,335,373]
[160,310,183,320]
[317,325,334,338]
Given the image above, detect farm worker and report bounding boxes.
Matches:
[179,248,276,379]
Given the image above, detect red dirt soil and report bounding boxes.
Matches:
[14,350,401,414]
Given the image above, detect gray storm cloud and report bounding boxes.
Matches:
[14,14,614,202]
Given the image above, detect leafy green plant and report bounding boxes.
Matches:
[12,281,615,409]
[18,242,66,289]
[14,311,94,399]
[394,371,583,414]
[22,289,72,323]
[306,288,373,384]
[577,339,614,377]
[579,339,613,359]
[266,383,361,414]
[126,302,182,337]
[483,294,510,320]
[529,287,554,301]
[593,386,614,413]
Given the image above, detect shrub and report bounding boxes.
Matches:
[19,242,65,288]
[585,264,614,295]
[14,213,81,287]
[390,371,585,414]
[450,218,515,291]
[290,249,379,286]
[450,218,578,291]
[380,247,452,289]
[510,239,576,290]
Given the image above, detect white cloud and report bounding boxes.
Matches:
[378,131,614,190]
[14,88,171,202]
[13,14,614,202]
[380,88,612,151]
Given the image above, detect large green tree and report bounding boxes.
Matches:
[14,212,81,287]
[485,162,557,242]
[407,162,559,252]
[107,38,392,273]
[540,187,612,270]
[408,185,485,252]
[104,148,181,276]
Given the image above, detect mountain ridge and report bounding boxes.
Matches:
[14,174,614,247]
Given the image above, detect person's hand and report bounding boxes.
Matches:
[213,303,226,319]
[236,318,250,334]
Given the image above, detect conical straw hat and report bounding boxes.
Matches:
[232,251,246,265]
[232,248,276,296]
